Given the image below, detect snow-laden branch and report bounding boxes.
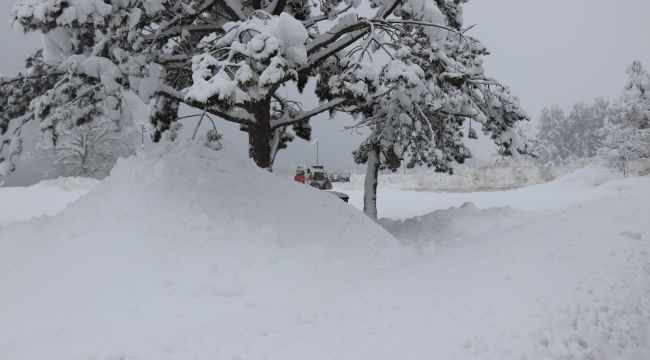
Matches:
[157,84,255,126]
[150,0,245,42]
[144,23,225,42]
[302,6,352,29]
[375,20,471,43]
[304,0,402,67]
[271,98,346,129]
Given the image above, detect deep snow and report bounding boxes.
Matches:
[0,177,97,227]
[1,143,649,360]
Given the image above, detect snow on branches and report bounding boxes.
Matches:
[185,12,309,105]
[1,0,527,183]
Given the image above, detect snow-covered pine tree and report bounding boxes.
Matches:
[0,1,137,177]
[619,61,650,130]
[1,0,527,178]
[567,98,608,158]
[599,61,650,175]
[343,4,529,218]
[536,106,567,163]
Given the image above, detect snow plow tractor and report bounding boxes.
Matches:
[294,166,333,190]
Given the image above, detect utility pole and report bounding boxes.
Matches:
[141,123,145,149]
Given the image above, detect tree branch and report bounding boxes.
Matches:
[304,0,403,68]
[271,98,346,129]
[156,84,255,126]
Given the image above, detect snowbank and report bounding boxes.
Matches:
[0,177,98,227]
[0,142,407,360]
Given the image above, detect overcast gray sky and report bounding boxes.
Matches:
[464,0,650,119]
[1,0,649,181]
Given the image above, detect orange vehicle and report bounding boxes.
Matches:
[293,165,348,202]
[294,167,306,184]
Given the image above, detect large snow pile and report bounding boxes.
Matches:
[0,177,98,227]
[1,143,649,360]
[0,142,407,360]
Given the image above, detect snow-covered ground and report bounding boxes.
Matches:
[334,165,630,220]
[1,143,649,360]
[0,177,98,227]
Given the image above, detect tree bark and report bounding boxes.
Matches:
[248,101,273,170]
[363,144,380,219]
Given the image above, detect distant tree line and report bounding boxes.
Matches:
[533,61,650,173]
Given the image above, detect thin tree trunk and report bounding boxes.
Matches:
[363,144,380,219]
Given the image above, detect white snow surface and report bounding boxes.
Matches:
[0,177,98,227]
[1,143,650,360]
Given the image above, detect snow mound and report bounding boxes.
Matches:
[0,142,407,360]
[88,142,399,260]
[380,202,524,249]
[544,164,619,188]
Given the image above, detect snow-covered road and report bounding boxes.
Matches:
[334,165,625,219]
[1,149,649,360]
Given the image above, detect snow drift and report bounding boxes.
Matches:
[0,142,407,360]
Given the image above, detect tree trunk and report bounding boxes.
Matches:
[248,101,273,170]
[363,144,380,219]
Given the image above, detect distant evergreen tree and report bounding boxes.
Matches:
[537,106,569,163]
[536,99,610,165]
[567,98,608,158]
